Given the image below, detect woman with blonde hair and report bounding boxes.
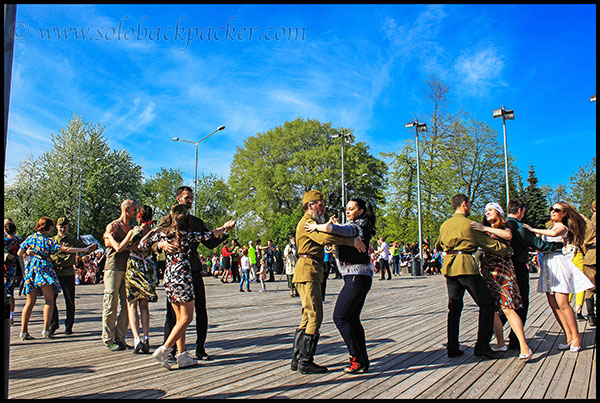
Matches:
[523,201,594,352]
[471,202,532,360]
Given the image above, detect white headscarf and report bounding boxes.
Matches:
[485,202,504,218]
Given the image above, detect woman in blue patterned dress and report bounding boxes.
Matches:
[471,202,532,360]
[140,205,235,369]
[17,217,96,340]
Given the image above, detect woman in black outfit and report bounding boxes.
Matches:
[305,198,376,373]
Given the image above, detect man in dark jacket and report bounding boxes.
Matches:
[157,186,231,360]
[504,199,565,349]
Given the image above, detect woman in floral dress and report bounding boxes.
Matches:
[18,217,96,340]
[471,202,532,360]
[139,205,235,369]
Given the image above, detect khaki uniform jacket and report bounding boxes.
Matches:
[51,234,86,277]
[292,213,355,284]
[583,212,596,266]
[435,213,513,277]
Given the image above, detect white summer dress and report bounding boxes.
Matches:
[537,225,594,294]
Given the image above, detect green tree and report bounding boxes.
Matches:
[381,77,512,244]
[4,115,143,242]
[567,158,596,214]
[228,117,386,246]
[521,164,549,228]
[140,167,184,219]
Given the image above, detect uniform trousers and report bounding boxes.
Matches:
[445,274,495,353]
[295,281,323,335]
[50,273,75,332]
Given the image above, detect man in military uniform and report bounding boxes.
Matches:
[49,217,89,336]
[582,201,596,326]
[435,194,513,359]
[290,190,364,374]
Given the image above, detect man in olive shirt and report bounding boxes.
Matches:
[435,194,513,359]
[102,199,137,351]
[504,198,564,348]
[291,190,364,374]
[49,217,87,335]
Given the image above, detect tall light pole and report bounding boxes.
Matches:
[172,125,226,215]
[493,106,514,210]
[331,131,353,222]
[77,157,103,240]
[405,120,427,275]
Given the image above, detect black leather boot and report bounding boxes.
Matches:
[290,328,305,371]
[298,333,328,374]
[585,298,596,326]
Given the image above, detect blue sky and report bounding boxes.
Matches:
[6,4,597,194]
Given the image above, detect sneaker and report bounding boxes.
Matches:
[239,288,245,292]
[107,342,123,352]
[41,330,54,339]
[246,289,252,292]
[152,345,174,369]
[176,351,198,368]
[343,356,368,374]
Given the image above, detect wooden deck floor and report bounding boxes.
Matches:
[6,272,596,399]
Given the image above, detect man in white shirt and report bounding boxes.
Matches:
[373,237,391,280]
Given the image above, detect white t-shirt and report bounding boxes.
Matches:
[240,255,251,271]
[377,242,390,260]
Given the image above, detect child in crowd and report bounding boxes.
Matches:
[257,257,267,292]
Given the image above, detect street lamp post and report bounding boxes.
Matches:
[172,125,226,216]
[405,120,427,275]
[331,131,353,222]
[77,157,103,240]
[493,106,514,210]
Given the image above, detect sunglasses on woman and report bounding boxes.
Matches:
[550,207,562,213]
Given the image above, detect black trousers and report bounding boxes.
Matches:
[379,259,391,280]
[50,274,76,332]
[445,274,495,353]
[231,260,240,283]
[333,275,372,360]
[502,263,529,347]
[164,269,208,354]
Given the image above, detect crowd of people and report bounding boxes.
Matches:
[4,186,596,374]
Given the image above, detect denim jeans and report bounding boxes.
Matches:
[333,275,372,359]
[240,269,251,290]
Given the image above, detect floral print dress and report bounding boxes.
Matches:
[18,232,62,295]
[4,235,22,299]
[140,229,215,303]
[125,226,158,303]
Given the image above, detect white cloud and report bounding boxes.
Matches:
[454,47,506,93]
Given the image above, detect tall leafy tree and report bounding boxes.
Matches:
[5,115,143,241]
[140,167,184,219]
[228,117,386,246]
[382,77,514,244]
[567,158,596,214]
